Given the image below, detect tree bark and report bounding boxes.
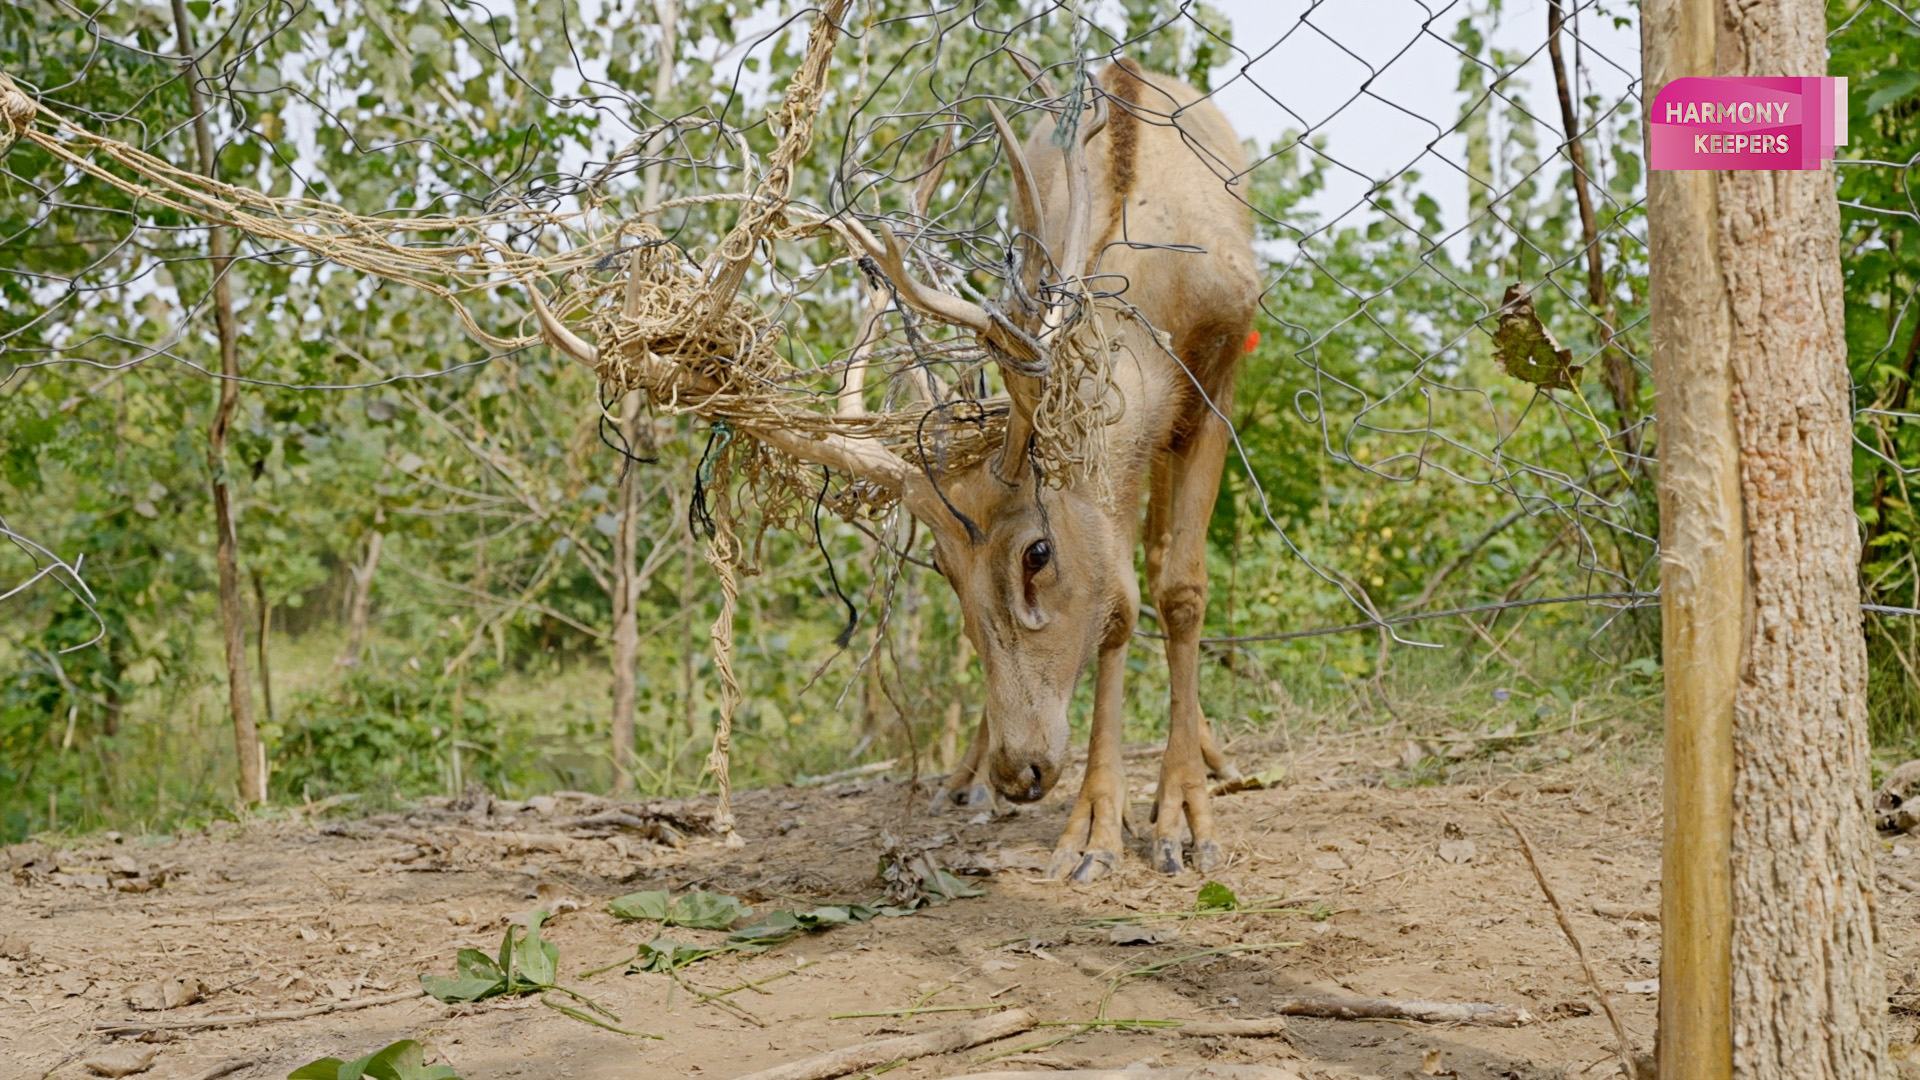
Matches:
[340,527,383,667]
[1645,2,1891,1077]
[1715,5,1890,1077]
[172,0,261,805]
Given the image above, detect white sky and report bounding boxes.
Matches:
[1204,0,1642,232]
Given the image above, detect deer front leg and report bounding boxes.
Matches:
[1046,633,1130,882]
[933,710,996,813]
[1146,450,1237,787]
[1147,410,1235,875]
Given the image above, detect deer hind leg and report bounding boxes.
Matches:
[933,710,997,814]
[1146,405,1236,874]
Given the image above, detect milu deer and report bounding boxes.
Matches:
[533,58,1258,880]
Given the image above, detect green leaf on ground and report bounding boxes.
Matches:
[1196,881,1240,912]
[608,889,753,929]
[287,1039,461,1080]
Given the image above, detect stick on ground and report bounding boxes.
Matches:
[91,988,427,1036]
[1502,811,1639,1078]
[188,1058,262,1080]
[952,1060,1313,1068]
[731,1007,1034,1080]
[1265,995,1530,1026]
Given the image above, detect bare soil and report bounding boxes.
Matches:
[5,731,1917,1080]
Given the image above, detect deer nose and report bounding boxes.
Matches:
[991,755,1058,803]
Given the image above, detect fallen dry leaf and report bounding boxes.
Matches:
[1437,839,1478,864]
[83,1045,157,1077]
[52,969,92,996]
[1624,978,1659,994]
[126,976,202,1011]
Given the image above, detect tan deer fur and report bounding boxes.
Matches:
[532,58,1257,880]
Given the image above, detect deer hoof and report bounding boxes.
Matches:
[1190,839,1224,873]
[1150,837,1184,875]
[1068,850,1118,883]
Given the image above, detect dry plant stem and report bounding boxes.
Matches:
[1501,812,1635,1077]
[1168,1018,1292,1037]
[730,1008,1034,1080]
[91,988,427,1035]
[170,0,260,806]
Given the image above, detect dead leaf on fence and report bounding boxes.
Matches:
[1494,284,1582,391]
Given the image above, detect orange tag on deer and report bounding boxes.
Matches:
[1244,330,1261,353]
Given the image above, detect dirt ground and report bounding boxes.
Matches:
[6,729,1918,1080]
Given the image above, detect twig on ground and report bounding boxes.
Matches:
[1501,811,1639,1078]
[1592,902,1660,922]
[944,1060,1305,1068]
[1265,995,1528,1026]
[830,1004,1005,1019]
[732,1008,1034,1080]
[796,760,897,787]
[1880,866,1920,894]
[91,988,427,1035]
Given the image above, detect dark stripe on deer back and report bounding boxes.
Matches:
[1099,58,1145,260]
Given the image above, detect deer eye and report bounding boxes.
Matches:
[1023,539,1052,576]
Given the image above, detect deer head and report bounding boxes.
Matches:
[532,69,1148,804]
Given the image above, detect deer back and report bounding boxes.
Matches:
[1023,61,1260,417]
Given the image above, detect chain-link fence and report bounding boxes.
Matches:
[0,0,1916,813]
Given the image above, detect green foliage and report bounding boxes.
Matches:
[269,667,520,804]
[1195,881,1239,912]
[613,880,984,973]
[419,910,647,1035]
[607,889,754,929]
[289,1040,459,1080]
[1833,0,1920,745]
[3,0,1916,843]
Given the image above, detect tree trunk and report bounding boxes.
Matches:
[1645,2,1891,1077]
[172,0,261,806]
[608,0,678,796]
[1547,0,1638,459]
[340,527,383,667]
[1716,5,1890,1077]
[252,569,275,726]
[609,393,644,795]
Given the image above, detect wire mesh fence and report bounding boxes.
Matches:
[0,0,1916,810]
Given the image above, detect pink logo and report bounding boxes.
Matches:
[1650,77,1848,171]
